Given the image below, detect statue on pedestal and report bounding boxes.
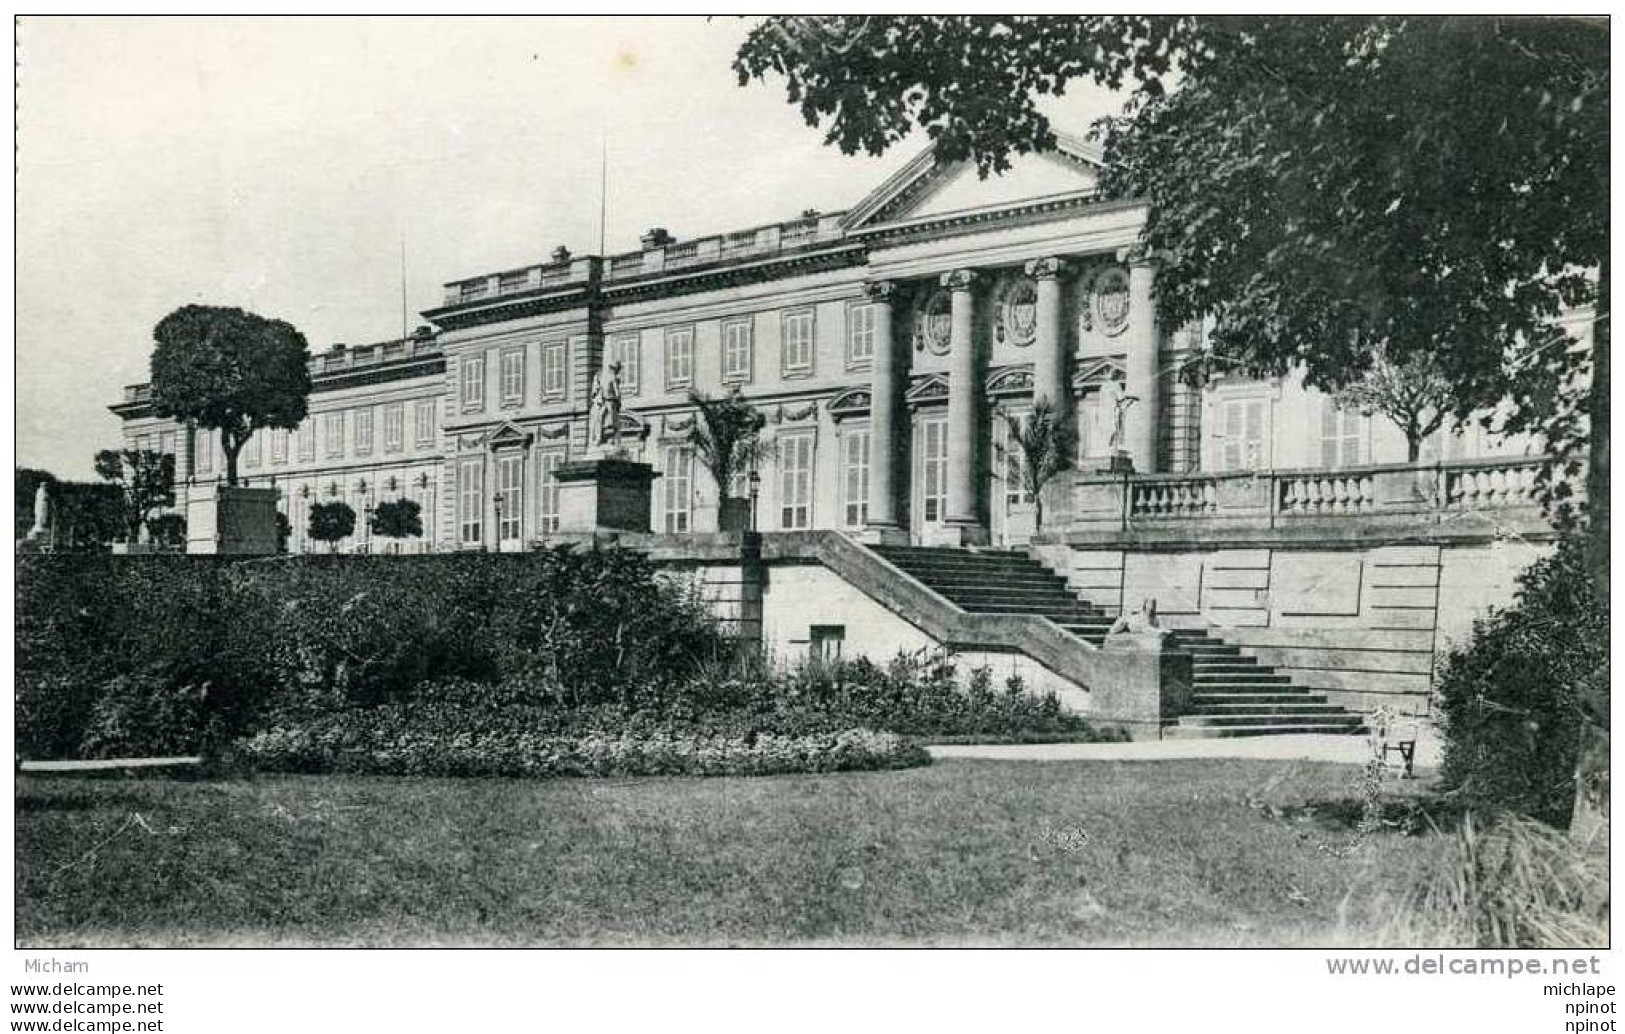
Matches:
[1105,597,1170,648]
[26,483,50,540]
[589,360,624,453]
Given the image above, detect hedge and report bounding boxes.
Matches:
[233,715,930,778]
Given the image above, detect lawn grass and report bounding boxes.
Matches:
[16,759,1455,947]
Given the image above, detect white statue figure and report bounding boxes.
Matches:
[589,359,624,449]
[26,482,50,540]
[1105,377,1138,456]
[1106,598,1170,647]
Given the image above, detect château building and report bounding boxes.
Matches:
[110,135,1574,733]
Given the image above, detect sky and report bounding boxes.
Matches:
[17,16,1120,479]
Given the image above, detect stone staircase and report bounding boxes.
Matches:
[870,545,1366,738]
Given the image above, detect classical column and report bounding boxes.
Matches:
[1025,257,1071,418]
[941,268,987,544]
[863,280,905,541]
[1123,251,1161,474]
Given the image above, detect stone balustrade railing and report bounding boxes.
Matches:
[1071,455,1556,543]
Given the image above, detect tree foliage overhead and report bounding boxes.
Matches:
[150,305,313,486]
[94,448,175,544]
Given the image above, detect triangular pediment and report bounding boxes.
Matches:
[845,132,1103,232]
[905,372,951,407]
[483,421,533,448]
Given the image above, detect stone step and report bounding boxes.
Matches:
[1191,692,1328,706]
[1163,722,1369,739]
[1177,712,1366,729]
[1187,702,1349,717]
[1192,672,1291,685]
[933,586,1086,604]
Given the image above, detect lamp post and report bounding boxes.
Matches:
[747,470,761,533]
[492,492,505,553]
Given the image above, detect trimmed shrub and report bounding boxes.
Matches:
[1434,534,1607,827]
[233,706,929,778]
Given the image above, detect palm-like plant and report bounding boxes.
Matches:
[687,388,771,519]
[1003,399,1077,532]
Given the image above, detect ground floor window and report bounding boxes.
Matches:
[537,448,564,534]
[779,433,814,530]
[457,457,484,546]
[841,428,870,528]
[1320,401,1367,469]
[662,444,693,533]
[1218,396,1268,472]
[919,417,947,523]
[495,452,524,542]
[809,624,845,662]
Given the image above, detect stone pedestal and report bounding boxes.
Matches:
[554,457,659,534]
[718,496,750,534]
[187,484,279,555]
[1094,632,1193,737]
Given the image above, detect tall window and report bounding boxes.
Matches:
[779,433,815,529]
[355,408,375,456]
[495,453,524,542]
[541,340,568,400]
[1000,419,1036,507]
[664,328,694,390]
[270,428,288,465]
[383,403,405,453]
[414,399,437,447]
[723,318,753,383]
[499,347,525,407]
[841,428,870,528]
[847,302,877,368]
[661,444,693,533]
[537,448,565,534]
[461,354,486,411]
[457,457,484,547]
[611,334,640,396]
[194,431,214,477]
[920,417,948,523]
[1218,397,1267,472]
[158,431,176,456]
[294,420,314,462]
[1320,401,1367,469]
[324,412,345,458]
[782,309,815,376]
[243,432,262,469]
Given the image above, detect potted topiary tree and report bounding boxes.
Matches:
[369,498,424,554]
[1003,399,1077,535]
[687,387,770,533]
[308,500,356,554]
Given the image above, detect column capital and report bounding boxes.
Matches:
[1024,257,1072,281]
[1115,245,1165,271]
[939,268,979,293]
[863,280,900,303]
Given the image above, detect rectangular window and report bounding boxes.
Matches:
[847,303,877,368]
[920,417,948,523]
[499,347,525,407]
[383,403,405,453]
[722,318,753,383]
[1218,398,1266,472]
[461,354,487,411]
[809,625,846,663]
[1320,402,1367,469]
[355,408,374,456]
[158,431,176,456]
[610,334,640,396]
[324,412,345,458]
[664,328,694,390]
[541,340,568,400]
[841,428,870,529]
[414,399,437,447]
[457,457,484,546]
[243,432,262,469]
[536,448,565,534]
[779,433,815,530]
[661,444,693,533]
[297,420,315,462]
[496,452,524,543]
[270,427,288,465]
[1001,415,1036,506]
[194,431,214,476]
[781,309,815,376]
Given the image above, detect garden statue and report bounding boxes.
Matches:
[589,359,624,450]
[26,482,50,540]
[1105,378,1138,457]
[1106,597,1169,644]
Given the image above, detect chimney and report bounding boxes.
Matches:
[639,227,673,249]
